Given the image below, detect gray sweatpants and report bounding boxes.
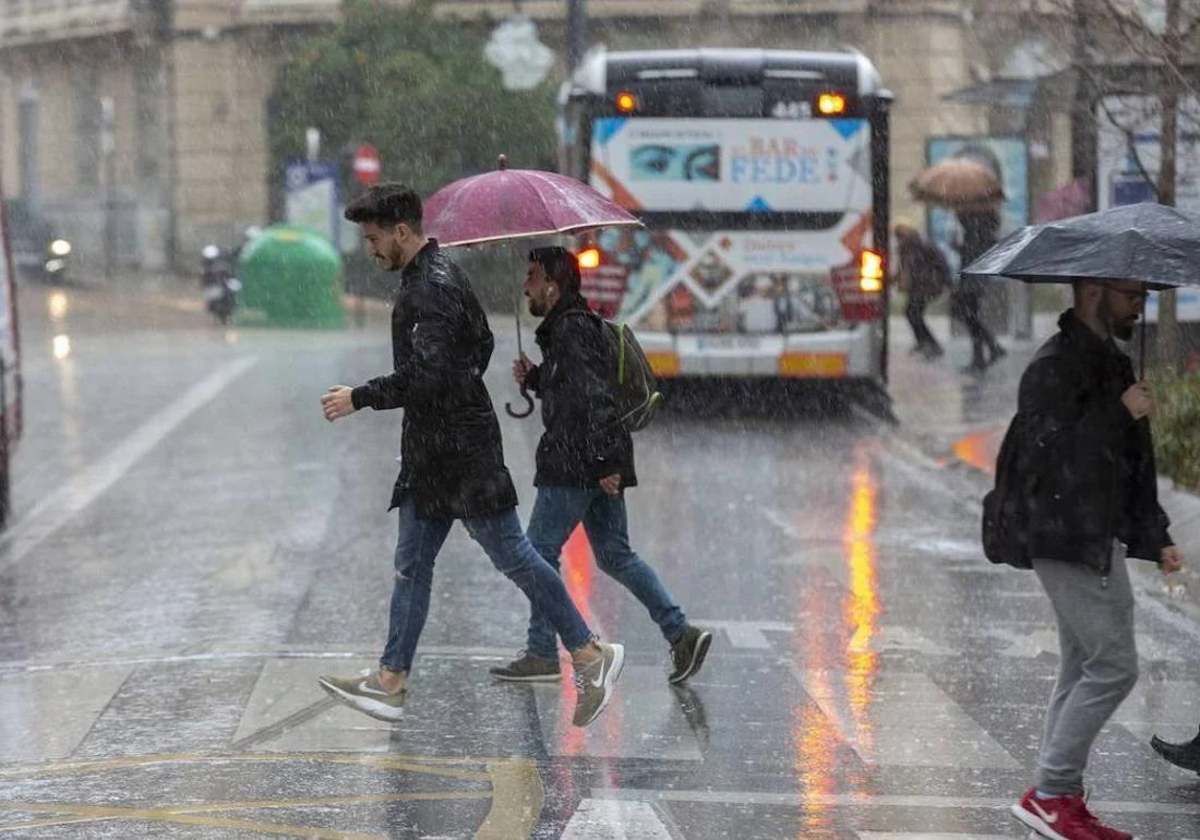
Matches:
[1032,542,1139,795]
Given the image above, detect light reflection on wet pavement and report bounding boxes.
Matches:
[1,285,1199,839]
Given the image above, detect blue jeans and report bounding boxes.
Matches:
[525,485,687,661]
[380,495,594,673]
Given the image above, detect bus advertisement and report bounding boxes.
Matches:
[559,48,893,388]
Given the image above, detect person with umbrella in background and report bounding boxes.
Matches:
[968,202,1193,840]
[317,184,625,728]
[951,206,1007,374]
[909,154,1007,373]
[490,246,712,686]
[893,219,948,359]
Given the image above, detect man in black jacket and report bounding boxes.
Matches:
[1005,278,1185,840]
[316,185,624,728]
[490,247,711,686]
[952,208,1006,374]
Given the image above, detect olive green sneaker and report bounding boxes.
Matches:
[668,625,712,685]
[489,652,562,682]
[318,670,407,722]
[572,643,625,727]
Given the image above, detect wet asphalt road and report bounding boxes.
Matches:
[1,282,1199,840]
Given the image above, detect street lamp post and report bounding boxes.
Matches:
[101,96,116,282]
[567,0,587,72]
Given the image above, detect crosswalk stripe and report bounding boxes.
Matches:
[561,799,672,839]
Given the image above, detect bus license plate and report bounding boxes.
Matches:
[695,335,763,351]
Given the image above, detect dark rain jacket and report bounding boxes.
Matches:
[524,293,637,489]
[351,240,518,519]
[953,209,999,298]
[998,309,1172,573]
[897,237,949,303]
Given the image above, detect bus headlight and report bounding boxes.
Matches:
[50,239,72,257]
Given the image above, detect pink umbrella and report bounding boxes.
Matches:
[424,156,642,417]
[423,156,641,246]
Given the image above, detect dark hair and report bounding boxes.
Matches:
[529,246,581,296]
[344,183,423,232]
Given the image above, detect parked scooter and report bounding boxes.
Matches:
[200,244,242,325]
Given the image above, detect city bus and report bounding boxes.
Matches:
[558,47,894,391]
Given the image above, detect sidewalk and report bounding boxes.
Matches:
[886,312,1200,621]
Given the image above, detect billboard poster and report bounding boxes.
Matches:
[1096,94,1200,322]
[585,118,875,333]
[924,137,1029,276]
[285,160,340,249]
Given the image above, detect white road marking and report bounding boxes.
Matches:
[561,799,674,840]
[694,619,792,649]
[0,356,259,570]
[590,787,1200,815]
[857,835,1011,840]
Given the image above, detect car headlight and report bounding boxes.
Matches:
[45,259,65,272]
[50,239,71,257]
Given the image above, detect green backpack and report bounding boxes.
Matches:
[578,312,662,432]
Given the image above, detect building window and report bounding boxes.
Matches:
[72,64,101,187]
[135,60,162,182]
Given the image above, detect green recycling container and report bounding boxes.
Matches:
[236,225,345,328]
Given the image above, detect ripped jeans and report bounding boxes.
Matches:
[379,494,594,674]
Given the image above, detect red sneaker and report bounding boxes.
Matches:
[1011,789,1102,840]
[1081,789,1136,840]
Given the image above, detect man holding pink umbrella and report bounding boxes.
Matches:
[317,183,625,728]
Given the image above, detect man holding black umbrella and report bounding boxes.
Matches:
[992,277,1185,840]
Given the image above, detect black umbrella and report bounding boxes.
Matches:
[962,203,1200,290]
[963,202,1200,375]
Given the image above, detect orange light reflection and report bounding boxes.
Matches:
[793,444,881,835]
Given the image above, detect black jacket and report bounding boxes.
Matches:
[953,209,999,297]
[1007,310,1171,572]
[525,294,636,488]
[351,240,518,519]
[897,237,949,303]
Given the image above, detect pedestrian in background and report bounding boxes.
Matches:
[994,278,1185,840]
[952,207,1006,373]
[491,247,712,686]
[317,185,625,728]
[893,220,948,359]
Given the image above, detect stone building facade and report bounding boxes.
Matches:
[0,0,1077,272]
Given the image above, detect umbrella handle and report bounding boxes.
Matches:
[505,385,535,419]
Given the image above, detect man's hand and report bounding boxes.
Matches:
[1161,545,1186,575]
[321,386,357,422]
[1121,382,1155,420]
[599,473,622,496]
[513,354,534,387]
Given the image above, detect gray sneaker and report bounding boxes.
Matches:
[668,625,712,685]
[318,670,407,722]
[490,652,562,682]
[572,643,625,727]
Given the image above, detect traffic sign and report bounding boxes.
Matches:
[352,144,381,187]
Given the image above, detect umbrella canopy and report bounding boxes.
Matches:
[962,202,1200,291]
[909,157,1005,211]
[423,157,642,247]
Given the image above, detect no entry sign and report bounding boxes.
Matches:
[352,144,381,187]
